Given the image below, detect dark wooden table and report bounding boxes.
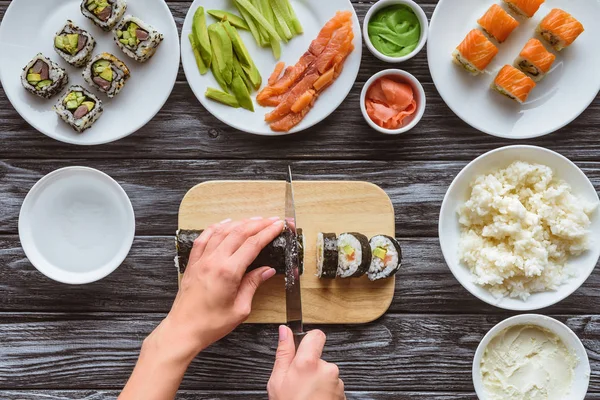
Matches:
[1,0,599,399]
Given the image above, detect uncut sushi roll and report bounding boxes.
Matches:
[503,0,544,18]
[337,233,371,278]
[54,85,103,133]
[452,30,499,75]
[537,9,584,51]
[368,235,402,281]
[83,53,130,98]
[81,0,127,31]
[113,16,164,63]
[316,233,338,279]
[54,20,96,68]
[477,4,519,43]
[514,38,556,81]
[491,65,536,104]
[21,54,68,99]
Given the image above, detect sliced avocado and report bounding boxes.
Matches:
[205,87,239,108]
[116,30,123,38]
[342,245,355,256]
[208,23,233,85]
[67,34,79,54]
[99,67,113,82]
[373,247,387,260]
[54,36,65,50]
[192,7,212,69]
[122,31,131,40]
[66,100,79,110]
[209,50,228,92]
[36,80,52,89]
[231,72,254,111]
[188,33,208,75]
[128,37,137,47]
[93,60,110,74]
[27,73,41,83]
[241,61,262,91]
[82,101,95,111]
[64,92,78,102]
[88,3,97,11]
[86,0,95,4]
[222,20,252,68]
[233,55,252,92]
[119,38,129,46]
[207,10,249,31]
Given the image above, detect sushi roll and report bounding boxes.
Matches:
[316,233,338,279]
[83,53,130,98]
[368,235,402,281]
[54,20,96,68]
[21,54,68,99]
[113,16,164,63]
[514,38,556,81]
[337,232,371,278]
[491,65,536,104]
[452,30,499,75]
[537,9,584,51]
[81,0,127,32]
[502,0,545,18]
[477,4,519,43]
[54,85,103,133]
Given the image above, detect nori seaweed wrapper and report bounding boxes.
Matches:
[338,232,372,278]
[368,235,402,281]
[317,233,338,279]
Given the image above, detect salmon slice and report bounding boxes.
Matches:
[270,94,318,132]
[268,62,286,85]
[537,9,584,50]
[265,72,320,122]
[518,38,556,73]
[314,25,353,74]
[492,65,536,103]
[503,0,545,18]
[313,67,335,91]
[454,29,499,72]
[256,52,316,103]
[477,4,519,43]
[309,10,352,56]
[291,89,316,113]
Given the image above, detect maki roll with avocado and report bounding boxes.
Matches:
[83,53,130,98]
[21,54,68,99]
[113,16,164,63]
[316,233,338,279]
[54,20,96,68]
[337,233,371,278]
[81,0,127,31]
[368,235,402,281]
[54,85,103,133]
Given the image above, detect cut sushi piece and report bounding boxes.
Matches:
[21,54,68,99]
[477,4,519,43]
[491,65,536,103]
[514,38,556,81]
[502,0,545,18]
[81,0,127,31]
[368,235,402,281]
[316,233,338,279]
[113,16,164,62]
[83,53,130,98]
[452,29,499,75]
[54,20,96,68]
[337,232,371,278]
[54,85,103,132]
[537,9,584,51]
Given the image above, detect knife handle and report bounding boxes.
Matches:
[293,331,306,351]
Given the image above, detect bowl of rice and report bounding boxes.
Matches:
[439,145,600,310]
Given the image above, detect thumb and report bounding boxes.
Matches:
[236,266,276,307]
[270,325,296,383]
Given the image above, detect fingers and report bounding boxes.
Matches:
[269,325,296,385]
[202,219,240,255]
[187,227,216,268]
[295,329,326,363]
[230,219,285,274]
[218,217,280,257]
[234,266,276,317]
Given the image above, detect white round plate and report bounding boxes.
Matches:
[439,145,600,310]
[428,0,600,139]
[0,0,180,145]
[19,167,136,284]
[181,0,362,136]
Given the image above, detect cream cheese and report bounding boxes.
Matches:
[481,324,578,400]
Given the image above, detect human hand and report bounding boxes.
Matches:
[268,327,345,400]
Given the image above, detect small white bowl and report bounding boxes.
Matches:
[360,69,426,134]
[473,314,591,400]
[439,145,600,310]
[19,167,135,285]
[363,0,429,63]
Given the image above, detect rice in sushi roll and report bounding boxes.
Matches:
[537,9,584,51]
[491,65,536,104]
[54,85,103,133]
[316,233,338,279]
[514,38,556,82]
[81,0,127,31]
[83,53,130,98]
[452,30,499,76]
[21,54,68,99]
[368,235,402,281]
[503,0,545,18]
[337,233,371,278]
[113,16,164,62]
[54,20,96,68]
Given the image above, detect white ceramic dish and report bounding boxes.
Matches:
[428,0,600,139]
[181,0,362,136]
[439,145,600,311]
[360,69,426,134]
[0,0,180,145]
[19,167,135,284]
[363,0,428,63]
[473,314,590,400]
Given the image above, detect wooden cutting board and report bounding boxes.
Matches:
[178,180,396,324]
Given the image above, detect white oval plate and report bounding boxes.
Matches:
[0,0,180,145]
[428,0,600,139]
[181,0,362,136]
[19,167,135,284]
[439,145,600,310]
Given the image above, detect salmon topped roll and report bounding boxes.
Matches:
[537,9,584,51]
[453,29,499,75]
[503,0,545,18]
[514,38,556,81]
[492,65,536,103]
[477,4,519,43]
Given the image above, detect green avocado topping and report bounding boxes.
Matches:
[373,247,388,260]
[54,34,80,56]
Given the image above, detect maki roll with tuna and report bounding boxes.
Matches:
[83,53,130,98]
[368,235,402,281]
[54,85,103,133]
[337,233,371,278]
[114,16,164,62]
[21,54,68,99]
[54,20,96,67]
[81,0,127,31]
[316,233,338,279]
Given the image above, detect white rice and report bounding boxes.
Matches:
[368,235,400,280]
[337,233,363,278]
